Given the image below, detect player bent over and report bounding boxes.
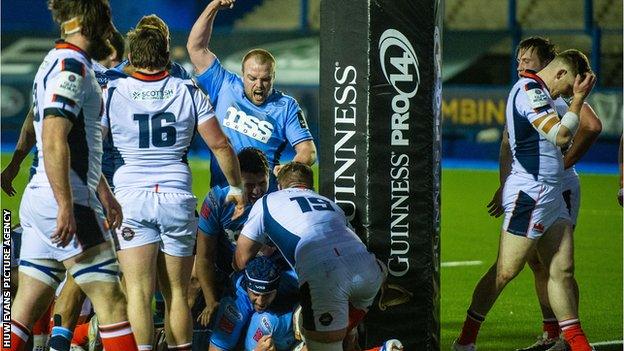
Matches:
[9,1,137,350]
[454,50,596,351]
[102,19,244,351]
[234,162,386,351]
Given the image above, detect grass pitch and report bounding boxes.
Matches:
[2,154,622,350]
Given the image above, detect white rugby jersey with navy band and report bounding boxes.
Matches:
[102,70,214,193]
[506,70,564,183]
[30,40,104,195]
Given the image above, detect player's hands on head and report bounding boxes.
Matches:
[1,164,20,196]
[486,186,504,218]
[573,72,596,100]
[254,335,275,351]
[197,300,220,327]
[52,206,76,247]
[212,0,235,10]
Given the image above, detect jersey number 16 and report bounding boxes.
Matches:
[134,112,177,148]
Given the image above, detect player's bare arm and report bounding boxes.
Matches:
[563,102,602,169]
[42,115,76,247]
[233,235,263,271]
[274,140,317,177]
[96,175,123,229]
[198,118,246,218]
[195,231,221,326]
[1,107,36,196]
[187,0,235,74]
[487,126,512,218]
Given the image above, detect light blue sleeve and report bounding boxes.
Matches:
[244,311,295,351]
[195,58,238,106]
[198,188,223,236]
[284,99,313,147]
[209,293,253,351]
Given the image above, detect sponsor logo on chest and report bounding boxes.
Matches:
[223,106,274,143]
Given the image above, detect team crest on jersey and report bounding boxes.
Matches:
[319,312,333,326]
[223,106,274,143]
[121,227,135,241]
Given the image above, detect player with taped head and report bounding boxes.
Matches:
[233,162,387,351]
[454,50,597,351]
[101,15,245,351]
[1,26,128,351]
[208,255,299,351]
[486,36,602,351]
[8,1,137,351]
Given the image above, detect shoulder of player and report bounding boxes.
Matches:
[55,52,90,77]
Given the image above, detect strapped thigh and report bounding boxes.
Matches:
[68,247,120,285]
[19,259,66,289]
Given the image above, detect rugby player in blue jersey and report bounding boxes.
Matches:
[195,147,271,329]
[187,0,317,192]
[209,256,299,351]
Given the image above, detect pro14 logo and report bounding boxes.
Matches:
[379,29,420,98]
[223,107,274,143]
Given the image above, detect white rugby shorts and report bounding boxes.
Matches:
[502,174,570,239]
[113,189,198,257]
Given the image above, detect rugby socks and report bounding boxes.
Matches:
[99,321,138,351]
[31,303,52,351]
[560,319,592,351]
[138,345,153,351]
[457,310,485,345]
[71,322,90,347]
[167,343,192,350]
[48,326,73,351]
[9,319,31,351]
[543,318,560,339]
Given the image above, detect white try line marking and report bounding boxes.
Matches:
[591,340,623,346]
[441,260,483,267]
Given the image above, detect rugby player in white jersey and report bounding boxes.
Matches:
[102,20,245,351]
[454,50,596,351]
[486,37,602,351]
[8,1,138,350]
[233,162,386,351]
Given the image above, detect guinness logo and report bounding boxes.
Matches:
[378,283,413,311]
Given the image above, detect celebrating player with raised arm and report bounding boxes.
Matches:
[454,50,596,351]
[187,0,317,192]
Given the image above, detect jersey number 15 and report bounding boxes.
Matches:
[290,196,335,213]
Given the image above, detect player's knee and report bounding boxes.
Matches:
[496,267,519,284]
[550,260,575,280]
